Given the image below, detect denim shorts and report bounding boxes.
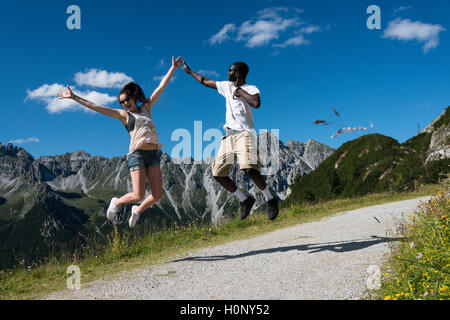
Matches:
[127,149,162,171]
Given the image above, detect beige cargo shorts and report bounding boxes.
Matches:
[211,129,261,177]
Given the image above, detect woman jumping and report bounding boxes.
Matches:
[58,56,184,227]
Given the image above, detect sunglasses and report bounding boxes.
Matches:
[119,96,131,105]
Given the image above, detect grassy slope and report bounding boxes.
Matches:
[0,184,436,300]
[372,178,449,300]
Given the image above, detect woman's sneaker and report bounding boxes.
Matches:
[129,206,140,228]
[107,197,119,221]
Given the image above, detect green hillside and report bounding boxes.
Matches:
[283,107,450,207]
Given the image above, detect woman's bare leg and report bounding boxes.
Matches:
[135,166,163,214]
[115,169,146,206]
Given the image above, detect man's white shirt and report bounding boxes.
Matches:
[216,81,260,131]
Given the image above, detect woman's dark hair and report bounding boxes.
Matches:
[119,82,147,106]
[232,62,249,79]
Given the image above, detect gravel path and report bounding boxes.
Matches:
[46,197,428,300]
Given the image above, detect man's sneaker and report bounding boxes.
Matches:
[267,197,279,221]
[128,205,140,228]
[107,197,119,221]
[240,196,255,220]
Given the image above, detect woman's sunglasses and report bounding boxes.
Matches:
[119,96,131,105]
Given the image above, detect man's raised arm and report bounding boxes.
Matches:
[182,62,217,90]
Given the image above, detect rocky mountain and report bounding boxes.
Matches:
[420,106,450,163]
[0,133,334,268]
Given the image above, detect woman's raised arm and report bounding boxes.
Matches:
[58,86,127,121]
[146,56,183,109]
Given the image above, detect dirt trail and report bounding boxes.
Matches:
[46,197,427,300]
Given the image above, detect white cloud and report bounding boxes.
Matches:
[209,23,236,45]
[299,25,321,34]
[74,68,133,88]
[8,137,40,144]
[237,19,298,47]
[273,25,320,48]
[257,7,289,19]
[383,18,446,53]
[198,70,220,78]
[26,83,116,114]
[237,10,301,48]
[26,83,64,99]
[208,7,323,49]
[274,34,310,48]
[45,96,81,113]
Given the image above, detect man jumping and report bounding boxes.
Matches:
[182,61,279,220]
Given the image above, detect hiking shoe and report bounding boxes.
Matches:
[267,197,279,221]
[240,196,255,220]
[107,197,119,221]
[128,205,140,228]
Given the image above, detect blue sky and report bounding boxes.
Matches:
[0,0,449,160]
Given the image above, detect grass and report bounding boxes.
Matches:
[370,177,449,300]
[0,183,437,300]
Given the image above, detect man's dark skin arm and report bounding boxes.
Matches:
[182,62,217,89]
[233,87,261,109]
[182,62,261,108]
